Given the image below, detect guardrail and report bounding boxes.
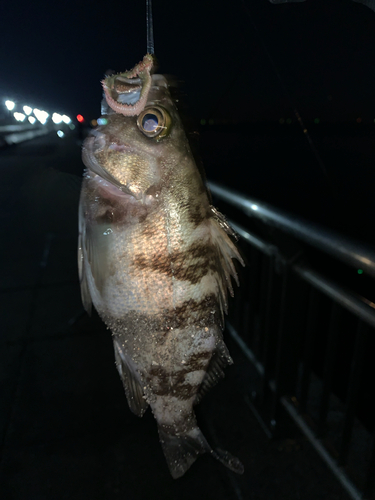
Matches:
[209,181,375,500]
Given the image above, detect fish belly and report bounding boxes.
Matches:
[84,198,243,477]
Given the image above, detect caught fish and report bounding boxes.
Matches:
[78,54,244,478]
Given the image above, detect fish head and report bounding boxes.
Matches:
[82,56,191,200]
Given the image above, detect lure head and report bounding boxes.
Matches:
[101,54,154,117]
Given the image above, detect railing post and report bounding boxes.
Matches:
[271,259,302,429]
[339,320,368,466]
[299,287,320,413]
[318,302,342,436]
[260,249,278,403]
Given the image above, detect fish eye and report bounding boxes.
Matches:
[137,106,171,139]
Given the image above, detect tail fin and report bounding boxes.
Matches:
[158,425,244,479]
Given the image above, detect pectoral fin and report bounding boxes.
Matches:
[78,187,114,312]
[78,198,92,315]
[113,339,149,417]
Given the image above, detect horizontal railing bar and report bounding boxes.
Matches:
[226,218,375,329]
[230,221,277,256]
[226,322,265,377]
[229,319,367,500]
[293,265,375,329]
[209,181,375,279]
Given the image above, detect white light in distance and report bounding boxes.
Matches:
[34,108,49,124]
[28,116,36,124]
[23,105,32,115]
[5,100,15,111]
[57,130,65,138]
[14,112,26,122]
[52,113,63,124]
[62,115,71,124]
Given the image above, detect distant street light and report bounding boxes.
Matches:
[5,100,15,111]
[14,112,26,122]
[52,113,63,124]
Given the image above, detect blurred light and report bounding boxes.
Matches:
[90,119,98,127]
[14,112,26,122]
[77,114,84,123]
[97,117,108,126]
[279,118,285,124]
[314,118,320,124]
[200,118,206,126]
[5,100,15,110]
[52,112,63,124]
[33,108,49,124]
[23,105,32,115]
[208,118,214,125]
[357,269,363,275]
[286,118,292,124]
[251,204,258,211]
[62,115,71,124]
[356,117,362,123]
[57,130,65,138]
[28,116,36,124]
[69,124,76,130]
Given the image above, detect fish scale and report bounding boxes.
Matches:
[78,55,244,478]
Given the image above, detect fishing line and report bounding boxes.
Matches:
[240,0,334,188]
[146,0,155,55]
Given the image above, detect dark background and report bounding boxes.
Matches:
[1,1,375,499]
[2,0,375,243]
[1,0,375,122]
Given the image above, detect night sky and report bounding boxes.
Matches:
[2,0,375,122]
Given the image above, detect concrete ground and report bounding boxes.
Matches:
[0,132,351,499]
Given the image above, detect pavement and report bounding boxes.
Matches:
[0,132,351,499]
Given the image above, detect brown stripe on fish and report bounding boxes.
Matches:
[188,201,206,227]
[106,295,221,342]
[132,242,218,285]
[163,293,220,330]
[148,363,210,400]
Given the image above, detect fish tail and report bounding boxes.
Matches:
[158,425,244,478]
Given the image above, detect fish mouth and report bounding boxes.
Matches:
[102,54,154,117]
[82,135,134,196]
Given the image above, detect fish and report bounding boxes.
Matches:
[78,54,245,478]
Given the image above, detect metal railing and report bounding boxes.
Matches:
[209,181,375,500]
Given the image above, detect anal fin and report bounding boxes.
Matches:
[113,339,148,417]
[195,341,233,405]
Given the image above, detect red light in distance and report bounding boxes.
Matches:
[76,114,84,123]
